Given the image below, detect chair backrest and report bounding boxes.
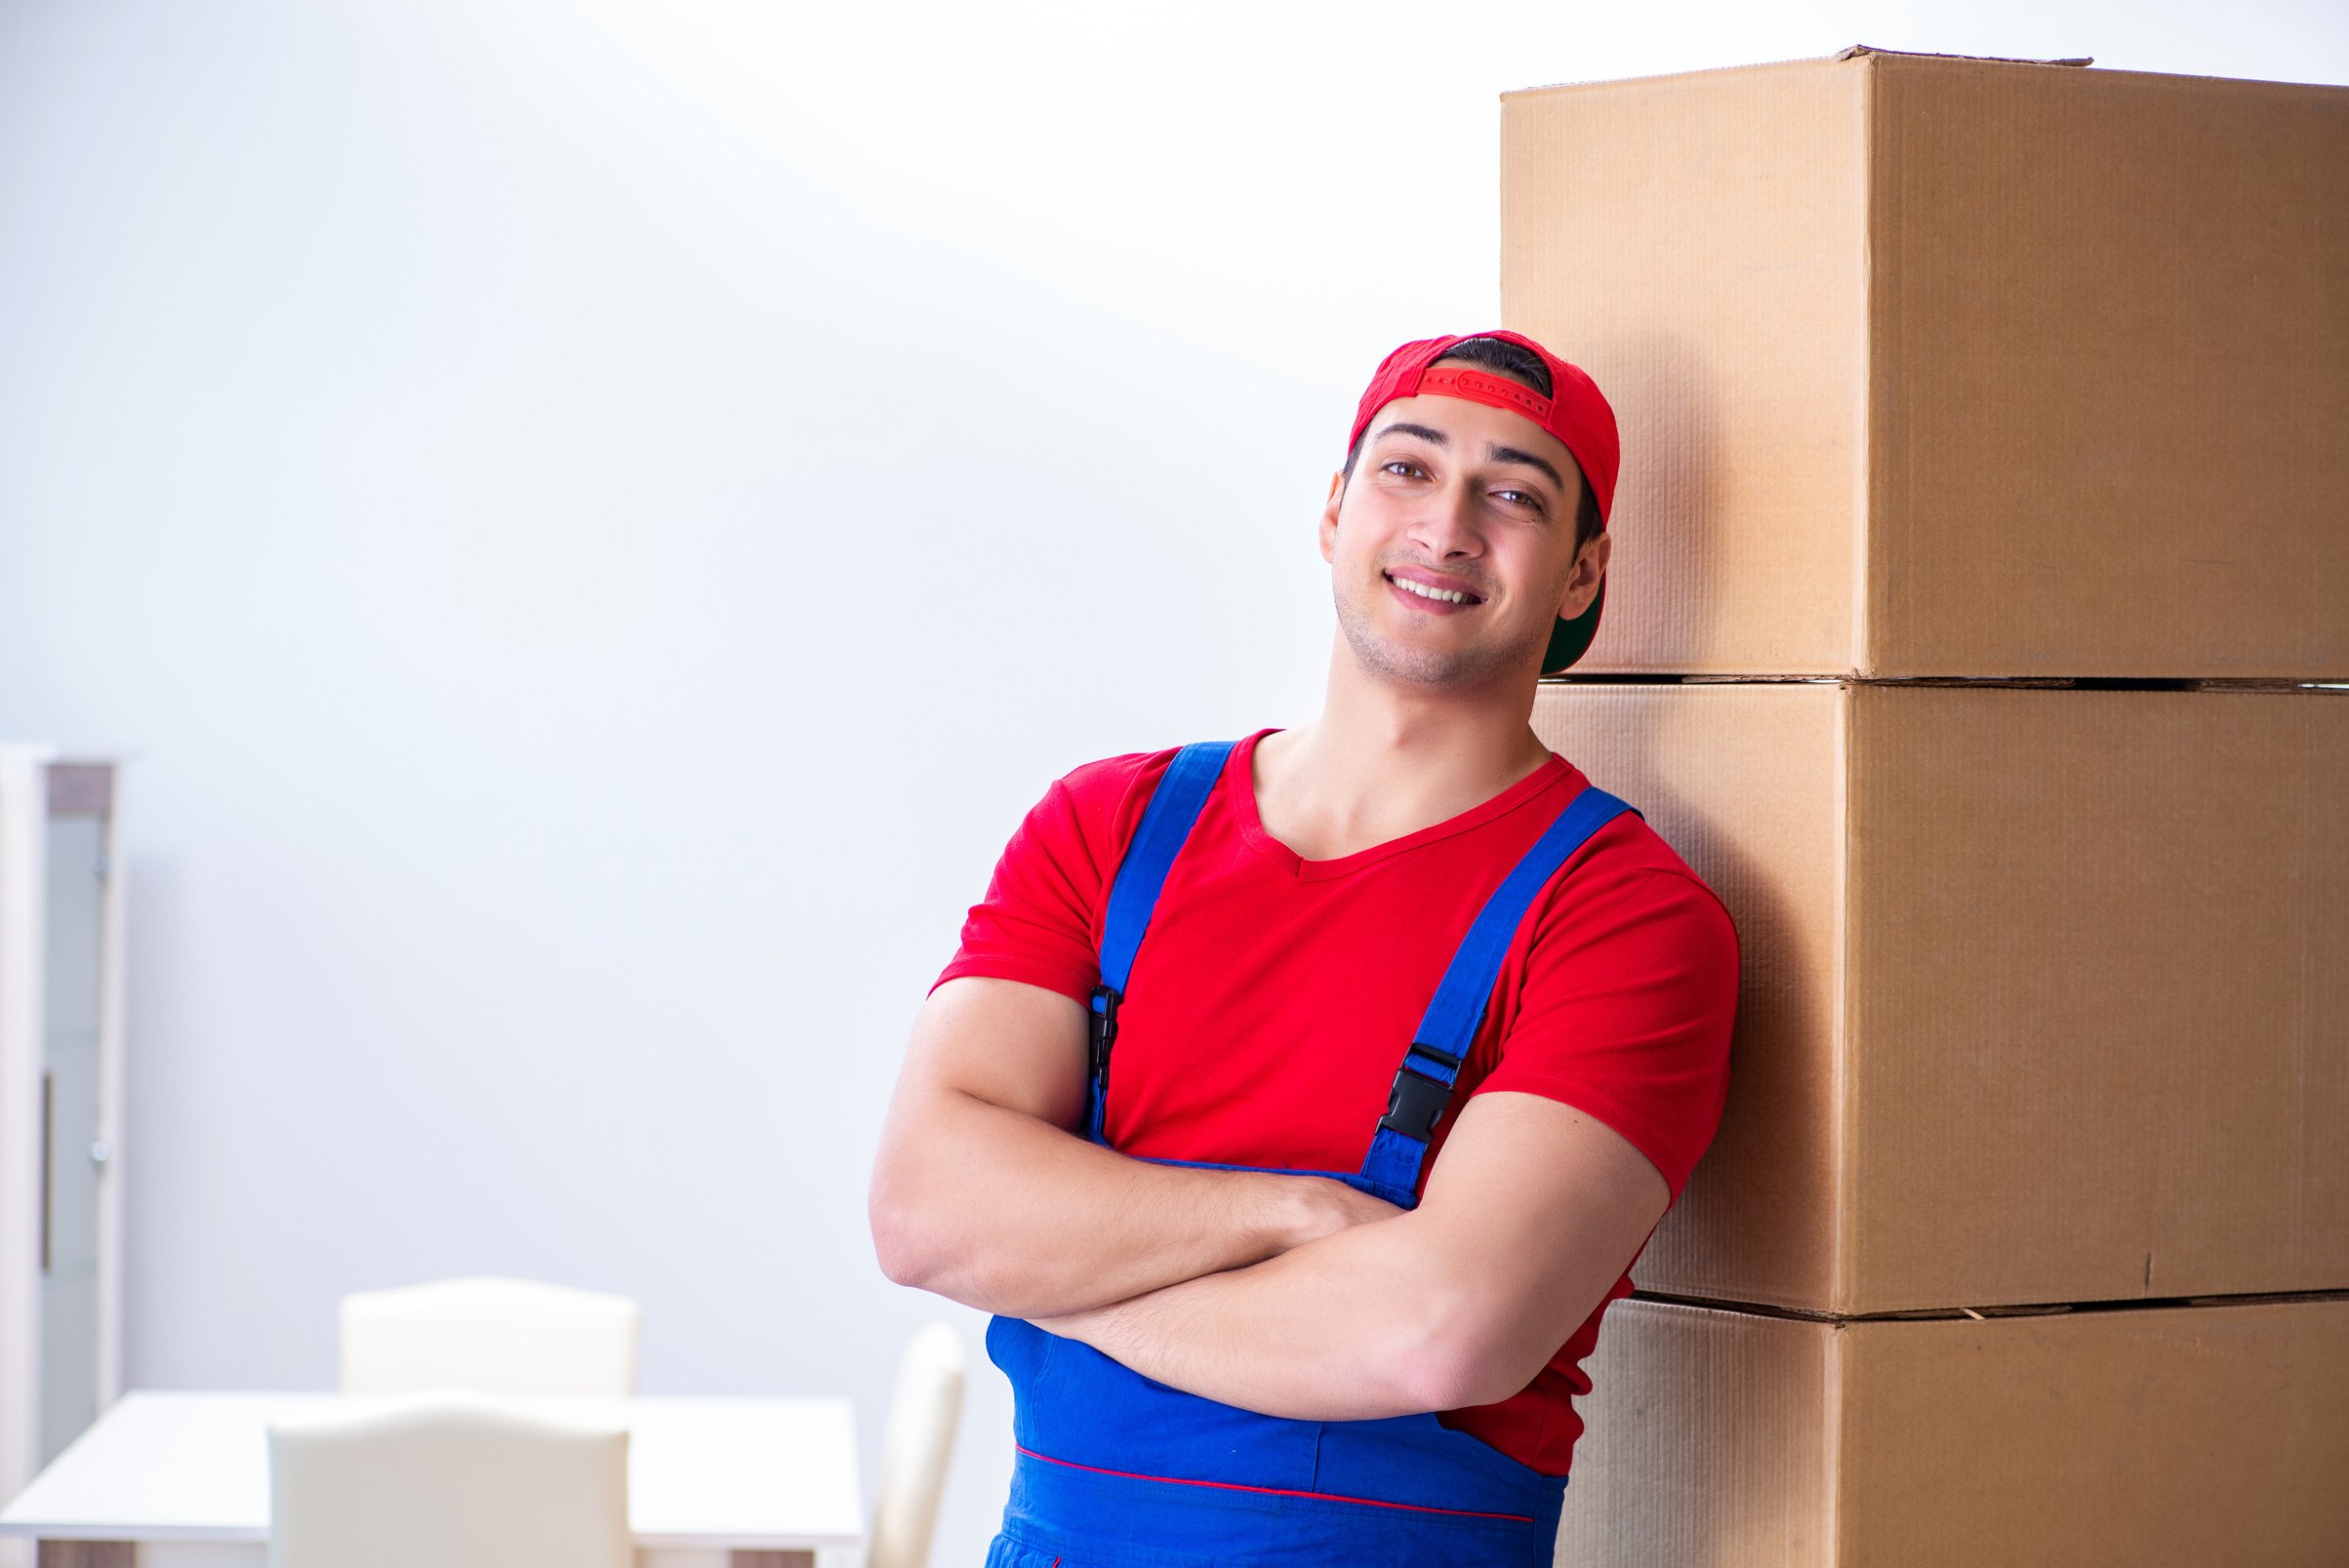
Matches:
[268,1395,630,1568]
[866,1321,966,1568]
[340,1276,641,1397]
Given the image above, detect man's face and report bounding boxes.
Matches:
[1320,382,1608,689]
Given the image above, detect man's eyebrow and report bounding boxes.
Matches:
[1487,445,1565,490]
[1373,422,1567,491]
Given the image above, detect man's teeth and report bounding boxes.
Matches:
[1394,576,1471,604]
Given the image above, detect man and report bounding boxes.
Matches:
[870,331,1739,1566]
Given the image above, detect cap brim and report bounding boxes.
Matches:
[1542,581,1604,674]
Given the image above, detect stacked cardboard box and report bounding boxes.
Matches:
[1505,47,2349,1565]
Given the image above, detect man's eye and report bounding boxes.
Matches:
[1495,489,1543,511]
[1382,460,1426,478]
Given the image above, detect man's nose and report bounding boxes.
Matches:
[1406,483,1484,557]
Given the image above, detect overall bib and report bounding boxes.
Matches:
[986,741,1636,1568]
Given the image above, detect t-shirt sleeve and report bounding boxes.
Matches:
[932,755,1156,1005]
[1472,856,1740,1204]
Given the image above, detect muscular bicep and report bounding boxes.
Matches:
[1407,1091,1669,1402]
[891,976,1091,1131]
[873,975,1319,1314]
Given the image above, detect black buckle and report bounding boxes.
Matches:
[1378,1043,1462,1144]
[1088,985,1121,1083]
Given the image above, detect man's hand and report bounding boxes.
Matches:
[868,977,1401,1318]
[1028,1091,1669,1422]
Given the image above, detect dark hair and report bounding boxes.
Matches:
[1341,335,1602,551]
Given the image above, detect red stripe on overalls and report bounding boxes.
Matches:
[1015,1446,1536,1523]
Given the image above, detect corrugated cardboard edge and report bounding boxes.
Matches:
[1503,46,2091,102]
[1819,1318,1848,1566]
[1501,53,1857,101]
[1861,52,1894,678]
[1850,59,1879,683]
[1830,685,1858,1313]
[1838,44,2093,67]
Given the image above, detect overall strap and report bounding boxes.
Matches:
[1357,784,1639,1197]
[1087,741,1235,1142]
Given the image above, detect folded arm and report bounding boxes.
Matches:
[868,976,1399,1320]
[1032,1090,1670,1420]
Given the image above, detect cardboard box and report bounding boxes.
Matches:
[1531,681,2348,1313]
[1502,50,2349,679]
[1556,1294,2349,1566]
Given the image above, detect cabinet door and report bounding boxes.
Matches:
[39,810,105,1466]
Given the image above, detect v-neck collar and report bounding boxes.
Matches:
[1226,728,1577,883]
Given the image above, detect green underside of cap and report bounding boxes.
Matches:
[1542,582,1604,673]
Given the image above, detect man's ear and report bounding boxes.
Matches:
[1556,531,1613,620]
[1318,469,1346,565]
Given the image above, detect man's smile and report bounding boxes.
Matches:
[1384,568,1486,612]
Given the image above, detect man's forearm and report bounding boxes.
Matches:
[1033,1208,1498,1421]
[1031,1094,1672,1422]
[870,1083,1367,1319]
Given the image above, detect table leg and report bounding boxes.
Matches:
[37,1546,134,1568]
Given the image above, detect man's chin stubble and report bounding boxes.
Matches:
[1336,612,1532,690]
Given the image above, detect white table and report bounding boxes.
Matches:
[0,1391,863,1568]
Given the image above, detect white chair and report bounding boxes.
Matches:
[340,1276,641,1397]
[268,1394,629,1568]
[867,1321,967,1568]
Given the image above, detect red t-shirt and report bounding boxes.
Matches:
[936,729,1738,1475]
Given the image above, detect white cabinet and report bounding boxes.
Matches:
[0,749,126,1548]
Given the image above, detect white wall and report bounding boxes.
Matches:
[2,1,2343,1560]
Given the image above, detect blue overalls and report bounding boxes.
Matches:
[985,741,1636,1568]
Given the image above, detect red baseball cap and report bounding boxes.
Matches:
[1348,331,1620,671]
